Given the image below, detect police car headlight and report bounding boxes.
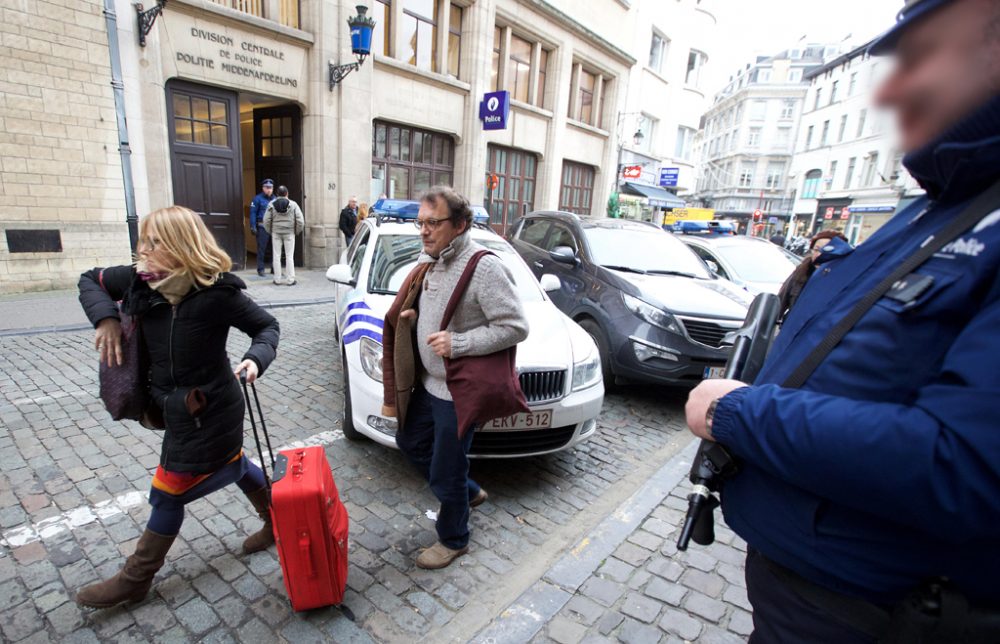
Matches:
[360,336,384,382]
[572,346,602,391]
[622,293,682,335]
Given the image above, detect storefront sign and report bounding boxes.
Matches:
[165,13,307,100]
[479,91,510,130]
[839,207,851,220]
[824,206,835,220]
[659,167,679,187]
[848,205,896,213]
[622,165,642,179]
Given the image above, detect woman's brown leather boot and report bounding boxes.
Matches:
[76,529,175,608]
[242,486,275,554]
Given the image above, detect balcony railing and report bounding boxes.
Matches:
[208,0,300,29]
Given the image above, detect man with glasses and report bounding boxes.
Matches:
[381,186,528,570]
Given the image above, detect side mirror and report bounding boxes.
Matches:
[326,264,355,286]
[549,246,579,266]
[539,274,561,292]
[705,260,720,275]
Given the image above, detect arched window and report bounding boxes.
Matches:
[802,169,822,199]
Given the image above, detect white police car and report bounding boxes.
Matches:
[326,199,604,457]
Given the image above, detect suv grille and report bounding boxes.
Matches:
[518,370,566,403]
[680,319,733,348]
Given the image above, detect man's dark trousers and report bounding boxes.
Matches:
[255,225,271,274]
[746,548,876,643]
[396,388,481,549]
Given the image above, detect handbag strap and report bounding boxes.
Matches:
[783,178,1000,389]
[240,372,276,489]
[440,250,495,331]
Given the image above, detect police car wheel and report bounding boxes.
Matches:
[340,346,364,441]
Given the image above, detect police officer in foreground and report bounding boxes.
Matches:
[684,0,1000,641]
[249,179,275,277]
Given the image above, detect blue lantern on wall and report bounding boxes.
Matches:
[330,5,377,90]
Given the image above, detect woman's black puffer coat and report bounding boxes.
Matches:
[79,266,280,473]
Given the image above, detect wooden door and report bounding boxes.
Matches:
[254,105,304,265]
[166,81,244,269]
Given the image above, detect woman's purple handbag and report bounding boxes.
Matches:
[441,250,529,437]
[98,312,151,422]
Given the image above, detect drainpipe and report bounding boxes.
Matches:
[102,0,140,254]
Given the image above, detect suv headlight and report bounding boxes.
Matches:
[572,347,602,391]
[359,336,384,382]
[622,293,682,334]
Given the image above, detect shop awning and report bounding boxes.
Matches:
[848,204,896,213]
[621,182,685,208]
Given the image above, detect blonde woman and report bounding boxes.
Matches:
[75,206,280,609]
[355,201,370,234]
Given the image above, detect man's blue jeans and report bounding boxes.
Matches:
[255,225,271,273]
[396,388,481,550]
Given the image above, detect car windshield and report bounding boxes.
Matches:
[583,227,711,278]
[714,241,799,283]
[367,234,543,302]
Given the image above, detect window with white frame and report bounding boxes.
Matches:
[675,126,695,159]
[636,114,655,154]
[685,49,707,85]
[814,87,823,110]
[820,120,830,146]
[844,156,856,189]
[739,163,754,188]
[805,124,814,149]
[749,101,767,121]
[838,114,848,142]
[830,80,839,104]
[848,71,858,95]
[649,32,668,74]
[826,160,838,188]
[788,68,802,82]
[765,164,783,190]
[861,151,880,186]
[802,169,822,198]
[775,126,791,148]
[758,69,772,83]
[780,100,795,119]
[747,127,762,147]
[857,108,868,138]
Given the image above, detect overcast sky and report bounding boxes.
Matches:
[705,0,904,93]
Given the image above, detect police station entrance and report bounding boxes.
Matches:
[165,79,303,270]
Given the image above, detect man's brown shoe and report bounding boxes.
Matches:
[470,489,488,508]
[415,542,468,570]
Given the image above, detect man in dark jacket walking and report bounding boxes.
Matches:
[249,179,274,277]
[684,1,1000,641]
[339,196,358,247]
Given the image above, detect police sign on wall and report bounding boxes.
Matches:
[479,91,510,130]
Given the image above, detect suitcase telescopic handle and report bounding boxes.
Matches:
[240,369,277,489]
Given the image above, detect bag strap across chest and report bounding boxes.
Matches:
[440,250,494,332]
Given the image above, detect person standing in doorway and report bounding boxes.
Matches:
[249,179,274,277]
[382,187,529,570]
[263,185,304,286]
[339,196,358,247]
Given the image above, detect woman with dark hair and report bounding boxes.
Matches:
[75,206,280,608]
[777,230,850,321]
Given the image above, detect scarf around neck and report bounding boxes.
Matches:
[137,260,196,305]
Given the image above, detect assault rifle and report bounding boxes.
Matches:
[676,293,781,551]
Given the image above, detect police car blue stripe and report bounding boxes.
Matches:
[345,301,371,312]
[344,313,384,328]
[342,327,383,345]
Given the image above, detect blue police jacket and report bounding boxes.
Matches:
[712,94,1000,604]
[249,192,273,230]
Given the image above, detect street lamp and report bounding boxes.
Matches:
[329,5,376,90]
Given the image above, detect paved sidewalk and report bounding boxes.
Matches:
[474,441,752,644]
[0,269,336,334]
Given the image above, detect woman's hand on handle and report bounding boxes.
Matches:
[95,318,123,368]
[235,359,259,384]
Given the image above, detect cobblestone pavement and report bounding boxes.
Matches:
[0,302,751,643]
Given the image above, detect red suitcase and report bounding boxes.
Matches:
[241,376,349,611]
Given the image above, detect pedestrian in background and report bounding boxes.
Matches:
[382,186,528,570]
[355,201,369,234]
[339,195,359,247]
[684,0,1000,640]
[249,179,274,277]
[75,206,280,609]
[263,185,304,286]
[776,230,849,321]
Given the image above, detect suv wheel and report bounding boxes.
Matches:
[340,347,364,441]
[578,319,616,390]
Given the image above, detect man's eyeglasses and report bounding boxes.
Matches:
[414,216,450,231]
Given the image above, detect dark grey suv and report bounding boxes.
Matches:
[508,212,753,386]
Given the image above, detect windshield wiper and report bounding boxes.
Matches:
[601,265,647,274]
[645,269,698,278]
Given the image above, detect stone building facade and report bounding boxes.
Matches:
[0,0,637,294]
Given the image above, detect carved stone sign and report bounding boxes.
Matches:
[163,12,307,101]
